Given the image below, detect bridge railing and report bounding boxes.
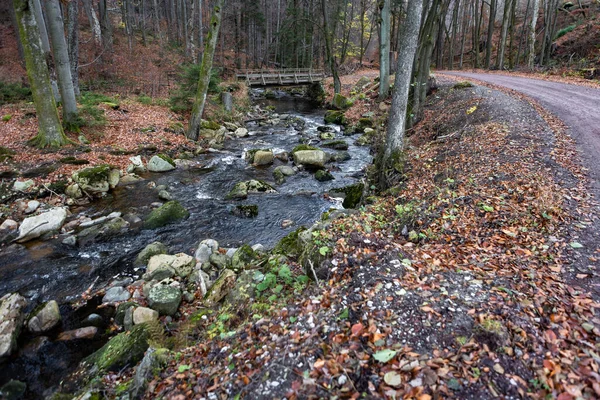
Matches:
[235,69,326,86]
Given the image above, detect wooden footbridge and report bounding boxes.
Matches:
[236,69,326,87]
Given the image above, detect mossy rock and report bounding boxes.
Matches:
[315,169,334,182]
[324,110,347,125]
[231,244,256,272]
[290,144,318,155]
[72,165,114,193]
[226,180,276,200]
[205,269,236,306]
[272,227,306,259]
[60,156,90,165]
[331,183,364,208]
[83,323,149,373]
[233,204,258,218]
[134,242,168,267]
[115,302,138,326]
[452,81,474,89]
[200,119,221,130]
[143,201,189,229]
[77,217,129,245]
[331,93,352,110]
[321,140,348,150]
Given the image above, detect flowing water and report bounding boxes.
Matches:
[0,91,372,304]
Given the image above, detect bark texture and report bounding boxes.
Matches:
[46,0,78,125]
[187,0,225,141]
[13,0,69,147]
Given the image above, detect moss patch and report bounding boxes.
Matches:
[84,324,149,372]
[272,227,306,259]
[291,144,318,155]
[143,201,190,229]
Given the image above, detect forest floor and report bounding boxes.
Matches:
[128,76,600,399]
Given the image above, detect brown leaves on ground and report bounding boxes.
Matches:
[0,100,192,184]
[135,77,600,399]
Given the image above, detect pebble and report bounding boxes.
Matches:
[0,219,18,231]
[24,200,40,214]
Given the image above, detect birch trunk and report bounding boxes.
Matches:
[82,0,102,46]
[187,0,225,141]
[46,0,78,126]
[13,0,69,147]
[527,0,542,71]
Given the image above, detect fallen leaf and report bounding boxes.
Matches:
[373,349,397,363]
[384,371,402,387]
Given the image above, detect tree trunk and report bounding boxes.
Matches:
[380,0,424,188]
[321,0,340,93]
[528,0,540,69]
[485,0,496,68]
[82,0,102,46]
[196,0,203,63]
[67,0,79,96]
[99,0,112,52]
[497,0,512,69]
[46,0,78,126]
[187,0,225,141]
[13,0,69,148]
[379,0,391,99]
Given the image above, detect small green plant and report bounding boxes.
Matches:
[0,81,32,105]
[2,114,12,122]
[137,94,153,105]
[77,91,120,128]
[169,64,222,113]
[555,24,575,40]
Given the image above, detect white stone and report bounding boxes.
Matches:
[147,253,196,278]
[147,155,176,172]
[16,207,67,243]
[24,200,40,214]
[234,128,249,138]
[28,300,61,333]
[0,293,27,360]
[13,180,34,192]
[0,219,18,231]
[133,307,159,325]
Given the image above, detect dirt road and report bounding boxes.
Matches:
[441,71,600,195]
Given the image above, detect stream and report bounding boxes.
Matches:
[0,90,372,397]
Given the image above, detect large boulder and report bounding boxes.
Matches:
[72,165,119,194]
[143,200,189,229]
[253,150,274,166]
[148,284,182,316]
[293,150,327,168]
[27,300,61,333]
[147,154,176,172]
[0,293,27,361]
[146,253,196,278]
[135,242,168,267]
[324,110,347,125]
[16,207,67,243]
[331,93,352,110]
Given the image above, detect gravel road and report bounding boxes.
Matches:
[441,71,600,195]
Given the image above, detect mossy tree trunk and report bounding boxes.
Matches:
[67,0,80,96]
[46,0,78,127]
[13,0,69,148]
[379,0,423,189]
[187,0,225,141]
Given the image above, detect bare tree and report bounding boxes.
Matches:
[46,0,78,127]
[528,0,540,69]
[379,0,391,99]
[13,0,69,147]
[380,0,424,187]
[188,0,225,140]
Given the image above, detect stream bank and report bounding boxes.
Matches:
[0,85,377,398]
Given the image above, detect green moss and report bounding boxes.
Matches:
[315,169,334,182]
[75,165,111,184]
[200,119,221,130]
[231,244,256,272]
[2,114,12,122]
[84,324,149,372]
[272,227,306,259]
[452,81,474,89]
[321,140,348,150]
[332,183,364,208]
[291,144,317,155]
[143,201,190,229]
[60,156,90,165]
[324,110,347,125]
[157,153,176,167]
[115,302,138,326]
[47,179,68,194]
